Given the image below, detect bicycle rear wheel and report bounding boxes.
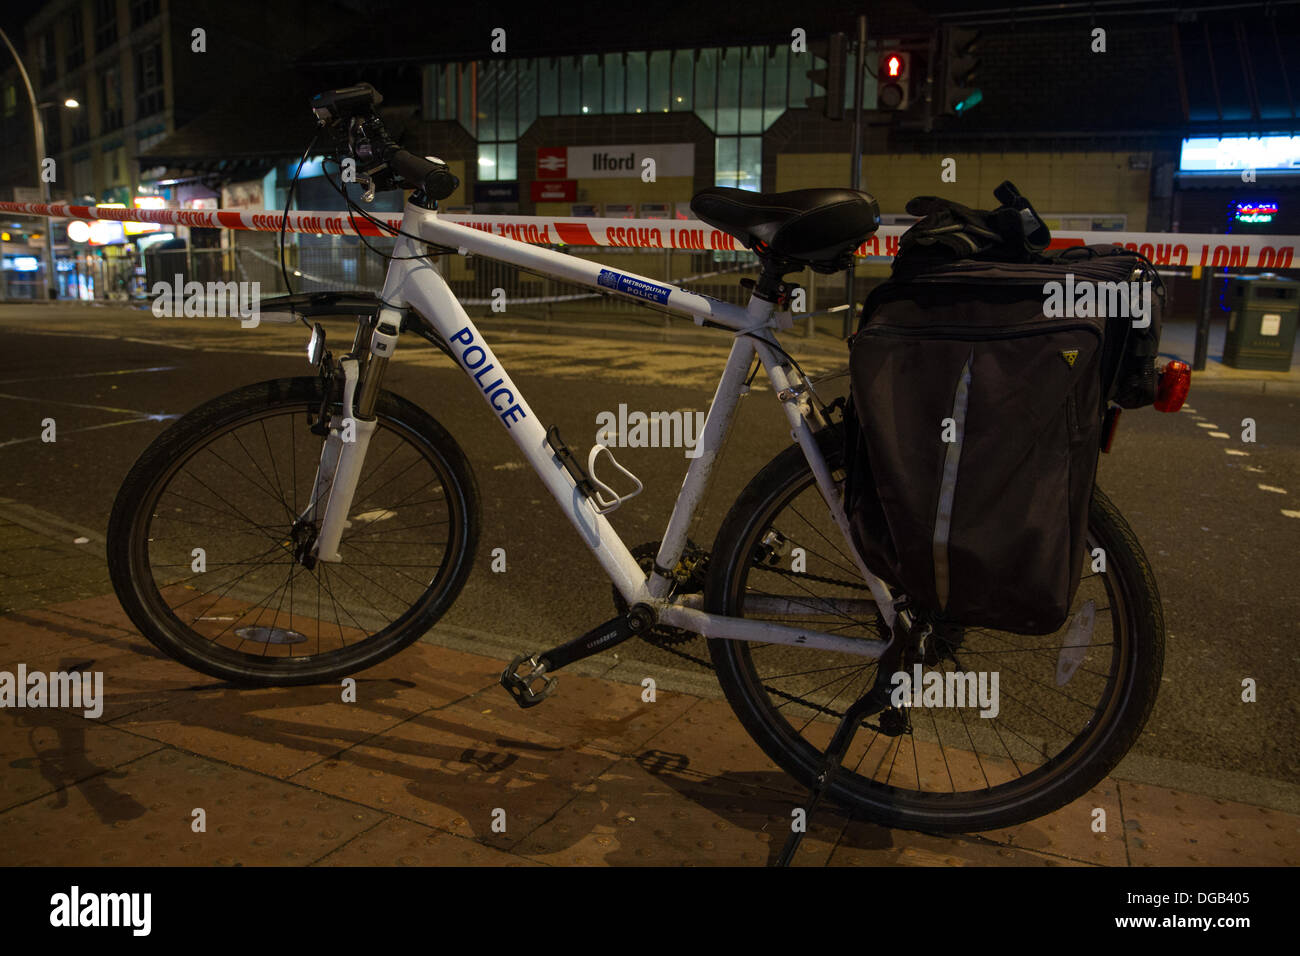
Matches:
[705,424,1164,832]
[108,376,479,686]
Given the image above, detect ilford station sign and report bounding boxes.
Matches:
[537,144,695,179]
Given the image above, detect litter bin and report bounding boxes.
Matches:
[1224,275,1300,371]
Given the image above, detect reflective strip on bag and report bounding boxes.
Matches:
[933,351,973,610]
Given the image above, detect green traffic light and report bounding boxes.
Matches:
[954,89,983,112]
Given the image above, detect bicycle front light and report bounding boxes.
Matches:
[307,322,326,366]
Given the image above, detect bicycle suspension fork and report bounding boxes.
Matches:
[308,309,398,563]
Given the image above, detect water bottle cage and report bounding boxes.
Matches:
[545,425,643,515]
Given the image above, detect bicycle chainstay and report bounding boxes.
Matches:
[633,555,890,721]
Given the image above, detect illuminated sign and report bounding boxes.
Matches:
[1180,135,1300,173]
[88,220,125,245]
[1234,201,1278,224]
[67,219,127,244]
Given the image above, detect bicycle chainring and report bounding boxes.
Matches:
[613,541,709,646]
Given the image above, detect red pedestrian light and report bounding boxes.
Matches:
[878,52,912,110]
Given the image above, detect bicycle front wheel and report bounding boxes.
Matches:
[705,424,1164,833]
[108,377,480,686]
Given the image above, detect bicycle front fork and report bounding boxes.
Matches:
[302,310,400,563]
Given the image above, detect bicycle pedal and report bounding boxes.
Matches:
[501,654,558,709]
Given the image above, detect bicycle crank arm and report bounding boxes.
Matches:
[501,604,655,708]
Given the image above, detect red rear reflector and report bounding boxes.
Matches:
[1154,360,1191,413]
[1101,405,1122,452]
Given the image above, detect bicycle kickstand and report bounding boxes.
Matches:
[774,690,882,867]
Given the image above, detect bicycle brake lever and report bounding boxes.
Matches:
[357,174,376,204]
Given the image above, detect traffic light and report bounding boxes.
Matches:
[877,51,911,110]
[941,26,982,115]
[805,32,847,120]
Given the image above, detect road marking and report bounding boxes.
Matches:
[0,390,178,418]
[0,365,178,386]
[1258,484,1287,494]
[1245,465,1265,472]
[0,416,172,450]
[1196,422,1218,429]
[1225,449,1249,456]
[1181,407,1197,413]
[1208,431,1230,438]
[0,497,105,544]
[1283,510,1300,519]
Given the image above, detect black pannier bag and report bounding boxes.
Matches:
[845,250,1164,634]
[1054,244,1167,409]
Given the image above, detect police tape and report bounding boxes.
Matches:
[1,200,1296,268]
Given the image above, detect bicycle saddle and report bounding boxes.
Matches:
[690,187,880,272]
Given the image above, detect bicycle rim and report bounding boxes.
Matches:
[122,394,466,678]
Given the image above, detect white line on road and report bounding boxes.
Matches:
[1283,510,1300,519]
[1225,449,1249,456]
[1258,484,1288,494]
[1208,431,1230,438]
[0,497,105,544]
[0,416,171,450]
[0,390,179,418]
[0,365,178,386]
[1196,422,1219,429]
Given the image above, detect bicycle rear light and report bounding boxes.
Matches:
[1153,360,1191,413]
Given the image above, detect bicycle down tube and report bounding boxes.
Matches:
[312,200,896,659]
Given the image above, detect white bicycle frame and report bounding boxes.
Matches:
[310,200,898,659]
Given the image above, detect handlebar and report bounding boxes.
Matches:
[385,148,459,202]
[310,83,460,203]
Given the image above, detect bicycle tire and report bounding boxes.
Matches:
[107,376,480,686]
[705,424,1164,832]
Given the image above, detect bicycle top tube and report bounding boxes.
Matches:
[403,202,784,336]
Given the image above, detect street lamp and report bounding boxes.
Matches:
[0,26,78,300]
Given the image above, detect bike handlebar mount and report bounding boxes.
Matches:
[310,82,459,203]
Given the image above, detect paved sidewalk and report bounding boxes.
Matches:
[1158,320,1300,393]
[1,586,1296,867]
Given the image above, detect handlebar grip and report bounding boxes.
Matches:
[387,149,460,201]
